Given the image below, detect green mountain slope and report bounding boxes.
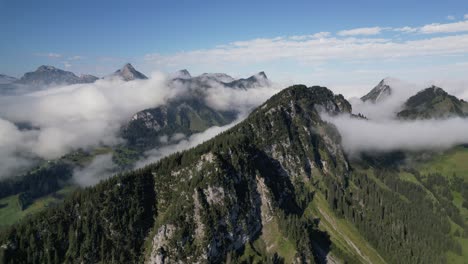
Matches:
[0,85,464,263]
[397,86,468,119]
[122,98,237,151]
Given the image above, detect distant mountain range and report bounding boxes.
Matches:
[16,65,98,86]
[360,78,468,120]
[171,70,269,90]
[0,64,270,95]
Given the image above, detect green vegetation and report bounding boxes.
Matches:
[0,84,466,263]
[122,98,237,150]
[0,186,76,230]
[407,147,468,263]
[398,86,468,119]
[0,171,155,263]
[307,192,385,264]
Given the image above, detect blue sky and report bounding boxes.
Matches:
[2,0,468,90]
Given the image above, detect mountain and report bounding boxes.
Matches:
[197,72,235,83]
[170,69,192,80]
[224,71,270,89]
[2,85,461,263]
[361,78,393,103]
[0,85,351,263]
[122,98,237,150]
[16,65,98,86]
[123,71,270,150]
[171,71,269,90]
[0,70,266,222]
[106,63,148,81]
[78,74,99,83]
[397,86,468,119]
[0,74,17,84]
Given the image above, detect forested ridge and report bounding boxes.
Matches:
[0,85,466,263]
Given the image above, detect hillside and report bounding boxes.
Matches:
[122,98,237,151]
[1,85,465,263]
[397,86,468,119]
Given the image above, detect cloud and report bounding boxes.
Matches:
[0,73,173,177]
[145,32,468,69]
[34,52,62,58]
[420,20,468,34]
[349,78,421,120]
[203,83,284,113]
[68,56,83,60]
[0,72,279,179]
[135,120,241,169]
[447,15,456,21]
[72,154,117,187]
[465,14,468,20]
[337,27,383,36]
[323,114,468,154]
[0,118,37,178]
[394,26,418,33]
[62,61,72,68]
[289,32,331,40]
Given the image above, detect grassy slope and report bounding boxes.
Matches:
[414,147,468,264]
[307,193,386,264]
[0,186,76,230]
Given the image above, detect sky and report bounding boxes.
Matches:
[2,0,468,92]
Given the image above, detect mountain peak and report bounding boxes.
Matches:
[398,86,468,119]
[197,73,235,83]
[36,65,59,72]
[262,85,351,115]
[256,71,267,79]
[122,63,135,71]
[171,69,191,79]
[110,63,148,81]
[361,78,393,103]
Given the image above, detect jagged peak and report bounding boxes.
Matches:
[380,77,401,85]
[256,71,268,79]
[110,63,148,81]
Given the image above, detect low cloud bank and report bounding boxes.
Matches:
[323,114,468,154]
[349,78,420,120]
[72,154,117,187]
[348,78,468,120]
[135,119,242,169]
[0,73,280,179]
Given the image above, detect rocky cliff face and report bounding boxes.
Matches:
[361,78,393,103]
